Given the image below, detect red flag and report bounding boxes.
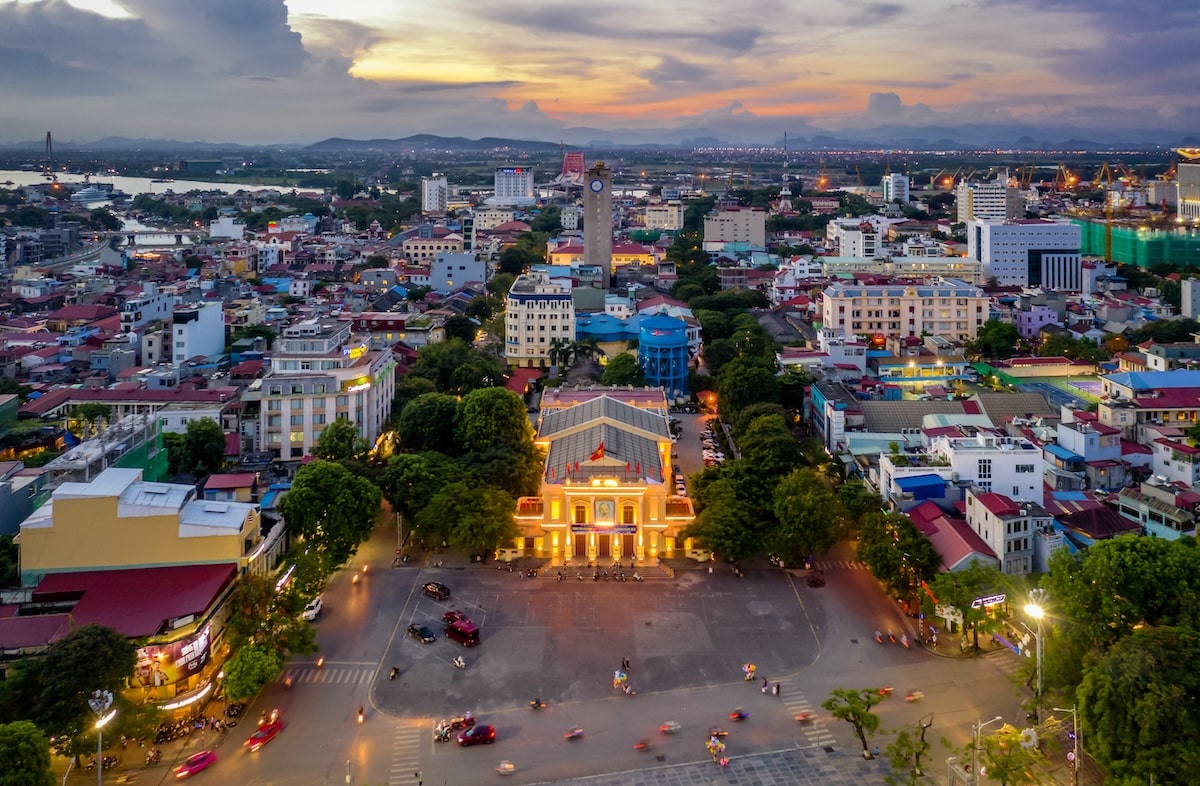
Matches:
[551,467,556,479]
[574,461,580,472]
[626,462,631,472]
[635,461,641,474]
[589,441,605,461]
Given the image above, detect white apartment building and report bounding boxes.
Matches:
[257,319,396,462]
[429,251,486,294]
[820,279,987,341]
[1184,278,1200,319]
[490,167,536,207]
[644,201,684,230]
[421,174,449,214]
[928,430,1043,502]
[171,302,224,362]
[504,271,576,369]
[826,218,880,258]
[120,284,174,333]
[956,176,1023,223]
[881,173,910,204]
[402,234,464,263]
[967,218,1082,288]
[702,207,766,250]
[964,487,1049,575]
[208,215,247,240]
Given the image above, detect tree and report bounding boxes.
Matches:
[822,688,884,758]
[391,375,438,418]
[0,535,17,588]
[445,314,476,343]
[0,378,33,402]
[223,644,285,702]
[730,402,788,438]
[682,475,764,562]
[456,388,534,455]
[418,481,520,557]
[228,324,276,350]
[739,414,805,478]
[600,353,646,386]
[72,402,112,425]
[767,469,846,566]
[0,720,54,786]
[716,358,780,420]
[969,320,1020,360]
[381,452,464,525]
[458,443,545,499]
[224,574,316,656]
[30,625,135,743]
[884,717,935,785]
[180,417,226,476]
[397,394,462,455]
[314,417,369,462]
[976,723,1043,785]
[278,460,382,565]
[927,559,1007,653]
[1077,626,1200,784]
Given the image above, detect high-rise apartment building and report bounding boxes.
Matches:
[881,173,910,204]
[957,173,1023,223]
[702,207,766,250]
[504,271,576,368]
[820,279,987,341]
[256,319,396,462]
[421,174,449,214]
[1179,159,1200,221]
[583,162,613,271]
[491,167,536,207]
[644,201,684,230]
[171,302,224,362]
[967,218,1082,288]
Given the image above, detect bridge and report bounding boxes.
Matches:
[89,229,211,247]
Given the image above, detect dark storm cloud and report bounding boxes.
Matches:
[640,57,714,88]
[0,44,128,95]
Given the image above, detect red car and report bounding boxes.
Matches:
[244,720,283,752]
[175,750,217,778]
[458,724,496,746]
[443,610,471,624]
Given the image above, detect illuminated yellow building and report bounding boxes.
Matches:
[548,242,659,273]
[18,467,273,583]
[515,389,694,565]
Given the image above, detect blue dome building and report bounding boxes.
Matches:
[637,314,689,401]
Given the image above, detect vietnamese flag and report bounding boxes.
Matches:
[589,441,605,461]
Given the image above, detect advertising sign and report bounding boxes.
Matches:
[135,625,211,691]
[571,525,637,534]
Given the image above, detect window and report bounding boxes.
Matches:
[978,459,992,480]
[622,504,635,525]
[268,415,281,427]
[291,399,303,411]
[269,385,282,396]
[573,503,588,524]
[336,395,348,407]
[1016,464,1035,473]
[267,400,281,411]
[289,431,304,443]
[315,383,326,394]
[313,413,326,425]
[313,398,326,408]
[291,384,303,395]
[290,414,304,426]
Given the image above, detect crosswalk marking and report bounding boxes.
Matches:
[811,559,866,571]
[774,676,837,748]
[281,665,373,685]
[389,723,423,785]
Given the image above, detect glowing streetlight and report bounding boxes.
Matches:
[88,690,115,786]
[1024,588,1048,722]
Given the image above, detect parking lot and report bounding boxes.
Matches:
[372,566,822,720]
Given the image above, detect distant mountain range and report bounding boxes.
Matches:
[1,129,1197,154]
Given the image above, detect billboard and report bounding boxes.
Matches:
[135,625,212,691]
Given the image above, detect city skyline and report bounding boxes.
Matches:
[2,0,1199,146]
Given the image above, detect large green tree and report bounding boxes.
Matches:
[397,393,461,455]
[716,357,780,420]
[599,353,646,387]
[314,416,369,462]
[417,481,520,556]
[458,444,545,499]
[223,644,285,702]
[968,320,1020,360]
[925,559,1007,653]
[224,574,316,656]
[278,460,382,565]
[0,720,54,786]
[738,414,805,478]
[0,535,17,588]
[682,475,763,562]
[1077,626,1200,784]
[380,452,464,524]
[456,387,534,455]
[29,625,135,743]
[822,688,884,759]
[766,468,847,566]
[179,417,227,476]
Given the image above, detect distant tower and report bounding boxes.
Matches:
[583,162,613,272]
[782,131,788,170]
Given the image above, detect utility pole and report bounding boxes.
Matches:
[1053,704,1080,786]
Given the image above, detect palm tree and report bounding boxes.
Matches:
[548,337,573,372]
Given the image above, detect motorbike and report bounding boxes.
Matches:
[556,572,563,582]
[284,675,294,689]
[452,656,466,670]
[357,706,365,724]
[145,749,162,765]
[874,630,884,644]
[433,725,451,743]
[879,686,894,696]
[448,714,475,730]
[564,727,584,741]
[634,739,653,752]
[659,721,681,735]
[729,709,749,721]
[901,634,910,648]
[795,711,815,723]
[633,573,644,582]
[904,691,924,702]
[352,572,360,585]
[316,656,325,669]
[389,666,399,680]
[496,760,516,776]
[530,699,546,710]
[887,631,897,644]
[708,726,729,738]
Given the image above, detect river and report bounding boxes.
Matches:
[0,169,268,197]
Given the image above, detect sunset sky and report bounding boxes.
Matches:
[2,0,1198,145]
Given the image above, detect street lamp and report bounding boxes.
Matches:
[1053,704,1081,786]
[87,690,115,786]
[972,715,1003,785]
[1024,588,1048,721]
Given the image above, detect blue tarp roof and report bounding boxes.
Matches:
[896,474,947,500]
[1044,443,1083,461]
[1051,490,1088,501]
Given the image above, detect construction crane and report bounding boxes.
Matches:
[1093,162,1115,264]
[1053,163,1076,192]
[1018,165,1035,189]
[744,165,752,189]
[1091,162,1113,190]
[930,168,948,188]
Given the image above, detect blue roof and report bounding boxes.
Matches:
[1044,443,1083,461]
[1104,369,1200,392]
[896,474,947,500]
[1051,490,1088,501]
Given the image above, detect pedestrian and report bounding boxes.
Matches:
[708,566,713,574]
[873,746,880,757]
[773,683,780,696]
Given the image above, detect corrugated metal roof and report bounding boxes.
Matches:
[539,395,669,440]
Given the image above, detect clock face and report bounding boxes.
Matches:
[589,178,604,192]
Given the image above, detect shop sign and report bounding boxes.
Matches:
[135,625,211,689]
[571,525,637,534]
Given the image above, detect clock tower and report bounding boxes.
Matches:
[583,161,613,273]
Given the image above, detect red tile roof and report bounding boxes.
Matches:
[32,564,238,638]
[974,491,1021,517]
[204,473,256,490]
